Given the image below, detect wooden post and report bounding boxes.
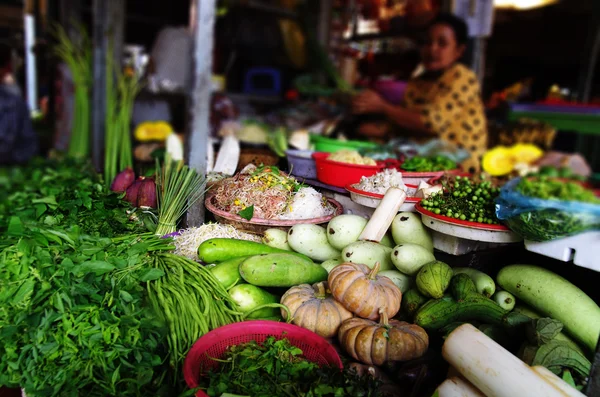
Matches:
[185,0,216,227]
[91,0,125,171]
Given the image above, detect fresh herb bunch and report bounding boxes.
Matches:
[203,337,381,397]
[526,166,587,181]
[0,221,175,396]
[516,177,600,204]
[421,175,501,224]
[0,158,151,237]
[401,156,457,172]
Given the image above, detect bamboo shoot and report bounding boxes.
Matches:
[358,187,407,243]
[443,324,576,397]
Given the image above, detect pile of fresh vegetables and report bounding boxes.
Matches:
[400,155,457,172]
[420,175,501,224]
[497,177,600,241]
[0,159,242,396]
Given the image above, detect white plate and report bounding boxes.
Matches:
[420,212,522,243]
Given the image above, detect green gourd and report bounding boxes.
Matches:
[416,261,453,299]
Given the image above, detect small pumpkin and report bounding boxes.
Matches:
[328,262,402,320]
[338,308,429,366]
[280,282,353,338]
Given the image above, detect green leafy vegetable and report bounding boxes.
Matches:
[401,155,457,172]
[238,205,255,220]
[202,337,381,397]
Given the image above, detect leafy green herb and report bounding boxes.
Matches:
[203,337,381,397]
[401,155,457,172]
[238,205,255,220]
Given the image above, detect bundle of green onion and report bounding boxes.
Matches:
[155,154,206,236]
[52,23,92,159]
[104,43,143,186]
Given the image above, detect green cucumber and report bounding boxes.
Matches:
[239,253,327,287]
[453,267,495,297]
[513,304,587,356]
[497,265,600,352]
[209,256,248,289]
[414,294,508,330]
[492,291,516,311]
[198,238,310,263]
[228,284,279,319]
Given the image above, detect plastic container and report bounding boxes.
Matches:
[286,149,316,179]
[183,321,343,397]
[310,134,378,153]
[312,152,386,188]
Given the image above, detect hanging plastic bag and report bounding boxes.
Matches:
[495,178,600,242]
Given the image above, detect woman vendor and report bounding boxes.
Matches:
[352,13,486,173]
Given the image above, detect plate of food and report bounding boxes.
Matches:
[206,164,343,234]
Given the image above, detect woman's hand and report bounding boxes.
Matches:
[352,90,387,114]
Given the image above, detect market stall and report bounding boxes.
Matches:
[1,0,600,397]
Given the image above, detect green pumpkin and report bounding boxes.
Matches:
[416,261,453,299]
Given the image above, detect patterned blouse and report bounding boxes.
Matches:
[404,63,487,173]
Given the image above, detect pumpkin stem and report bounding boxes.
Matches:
[379,307,389,326]
[368,262,381,280]
[314,282,327,299]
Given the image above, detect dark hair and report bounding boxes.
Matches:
[0,42,11,68]
[428,13,468,46]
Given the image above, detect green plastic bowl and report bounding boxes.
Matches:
[310,134,378,153]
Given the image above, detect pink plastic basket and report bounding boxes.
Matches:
[183,320,344,397]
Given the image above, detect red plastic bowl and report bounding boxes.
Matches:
[183,321,343,397]
[313,152,396,188]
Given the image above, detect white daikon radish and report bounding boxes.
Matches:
[532,366,586,397]
[443,324,574,397]
[359,187,407,243]
[436,377,485,397]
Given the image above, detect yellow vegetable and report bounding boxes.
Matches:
[482,146,516,176]
[509,143,544,164]
[134,121,173,142]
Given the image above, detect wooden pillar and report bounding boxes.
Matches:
[185,0,216,227]
[91,0,125,171]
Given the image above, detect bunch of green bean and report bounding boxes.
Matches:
[147,253,243,367]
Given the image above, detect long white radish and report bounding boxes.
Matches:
[436,377,485,397]
[532,366,586,397]
[359,187,406,243]
[443,324,576,397]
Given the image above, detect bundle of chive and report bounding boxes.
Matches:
[52,23,92,159]
[104,43,143,186]
[155,154,206,236]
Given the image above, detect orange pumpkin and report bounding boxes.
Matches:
[338,308,429,365]
[328,262,402,320]
[280,282,353,339]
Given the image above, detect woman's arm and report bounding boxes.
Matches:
[352,90,436,136]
